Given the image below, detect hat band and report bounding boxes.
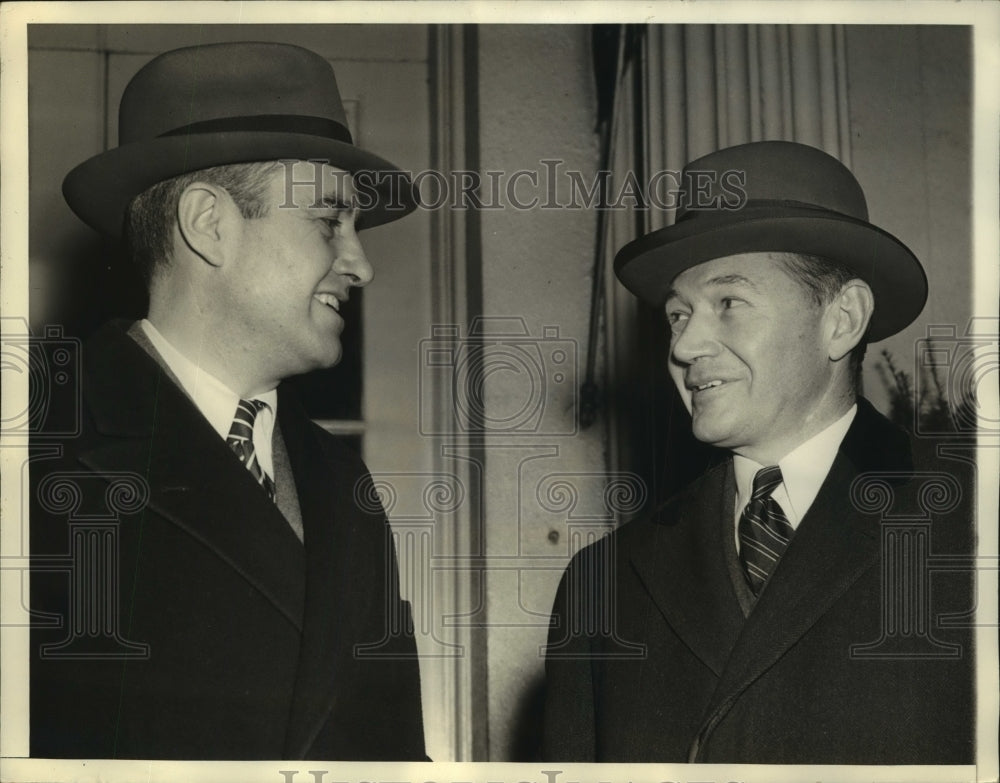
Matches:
[676,198,861,223]
[158,113,353,144]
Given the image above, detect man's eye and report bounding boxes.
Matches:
[322,207,359,232]
[720,297,742,309]
[666,310,689,326]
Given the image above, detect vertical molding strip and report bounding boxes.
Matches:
[604,31,642,484]
[427,24,481,762]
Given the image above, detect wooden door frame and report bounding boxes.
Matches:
[425,23,487,761]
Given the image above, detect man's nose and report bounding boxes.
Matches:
[333,224,374,287]
[670,311,719,365]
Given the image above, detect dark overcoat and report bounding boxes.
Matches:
[542,399,975,764]
[30,321,426,760]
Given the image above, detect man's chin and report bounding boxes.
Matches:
[315,350,343,372]
[315,334,344,368]
[286,346,343,379]
[690,417,735,449]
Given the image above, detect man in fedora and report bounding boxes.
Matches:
[30,42,426,760]
[542,141,974,763]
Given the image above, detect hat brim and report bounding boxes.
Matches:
[63,131,419,237]
[614,206,927,342]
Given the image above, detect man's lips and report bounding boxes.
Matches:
[313,292,342,312]
[686,377,735,393]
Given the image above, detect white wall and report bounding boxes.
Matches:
[846,25,972,416]
[476,24,604,760]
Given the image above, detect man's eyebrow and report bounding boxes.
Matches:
[705,273,758,290]
[319,195,358,210]
[665,273,759,304]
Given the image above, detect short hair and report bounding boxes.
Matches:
[124,161,281,286]
[773,252,870,391]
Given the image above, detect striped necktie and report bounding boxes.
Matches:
[738,465,794,596]
[226,398,276,501]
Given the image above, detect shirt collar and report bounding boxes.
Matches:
[138,319,278,440]
[733,404,857,527]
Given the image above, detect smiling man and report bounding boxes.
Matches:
[665,251,869,466]
[542,141,974,764]
[30,42,426,760]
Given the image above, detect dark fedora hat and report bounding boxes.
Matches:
[63,41,417,236]
[614,140,927,342]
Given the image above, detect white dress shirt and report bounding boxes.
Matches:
[733,404,857,549]
[139,319,277,478]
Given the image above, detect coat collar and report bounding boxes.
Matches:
[691,398,915,755]
[629,398,913,689]
[629,461,746,676]
[79,321,306,629]
[277,389,378,757]
[80,321,398,758]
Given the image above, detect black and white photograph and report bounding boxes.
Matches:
[1,2,997,782]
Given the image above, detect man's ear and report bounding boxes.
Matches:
[827,279,875,361]
[176,183,237,267]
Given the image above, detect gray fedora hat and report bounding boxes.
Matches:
[614,141,927,342]
[63,41,418,236]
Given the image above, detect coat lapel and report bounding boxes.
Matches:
[279,391,373,757]
[79,322,306,630]
[629,462,746,676]
[693,400,914,744]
